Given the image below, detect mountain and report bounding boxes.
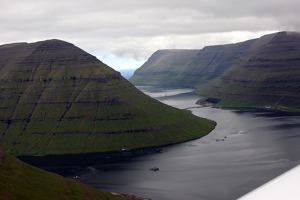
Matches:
[196,31,300,110]
[129,49,201,86]
[130,31,300,111]
[118,69,135,79]
[0,39,216,155]
[129,40,255,87]
[0,149,142,200]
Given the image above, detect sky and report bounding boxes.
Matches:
[1,0,299,70]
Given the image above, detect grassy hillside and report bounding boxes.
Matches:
[0,40,216,155]
[130,31,300,111]
[0,149,134,200]
[129,49,200,86]
[129,40,255,87]
[195,31,300,111]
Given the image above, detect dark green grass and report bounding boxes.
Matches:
[0,150,129,200]
[0,40,216,155]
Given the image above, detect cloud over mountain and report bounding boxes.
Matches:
[1,0,299,62]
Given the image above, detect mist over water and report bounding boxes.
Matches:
[20,87,300,200]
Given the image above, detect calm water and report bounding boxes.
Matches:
[20,87,300,200]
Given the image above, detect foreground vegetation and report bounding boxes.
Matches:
[0,149,135,200]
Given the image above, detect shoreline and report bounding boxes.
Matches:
[196,97,300,113]
[17,145,167,167]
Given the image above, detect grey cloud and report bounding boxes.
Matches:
[0,0,299,60]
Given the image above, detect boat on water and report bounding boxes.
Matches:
[149,167,159,172]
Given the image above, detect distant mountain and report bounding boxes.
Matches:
[118,69,135,79]
[0,149,139,200]
[130,31,300,111]
[129,41,255,87]
[0,39,216,155]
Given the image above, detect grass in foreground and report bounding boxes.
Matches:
[0,149,140,200]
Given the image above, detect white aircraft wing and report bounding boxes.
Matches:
[238,165,300,200]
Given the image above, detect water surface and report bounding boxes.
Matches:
[20,87,300,200]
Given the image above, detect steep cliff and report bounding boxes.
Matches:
[0,39,216,155]
[196,31,300,110]
[130,49,200,86]
[130,31,300,111]
[130,40,255,86]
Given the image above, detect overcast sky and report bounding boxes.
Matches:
[1,0,299,70]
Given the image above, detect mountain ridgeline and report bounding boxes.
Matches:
[0,40,216,155]
[130,31,300,111]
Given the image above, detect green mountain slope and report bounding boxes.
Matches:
[130,31,300,111]
[195,31,300,111]
[130,49,200,86]
[0,40,216,155]
[0,149,132,200]
[130,40,255,86]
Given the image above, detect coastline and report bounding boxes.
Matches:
[196,97,300,113]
